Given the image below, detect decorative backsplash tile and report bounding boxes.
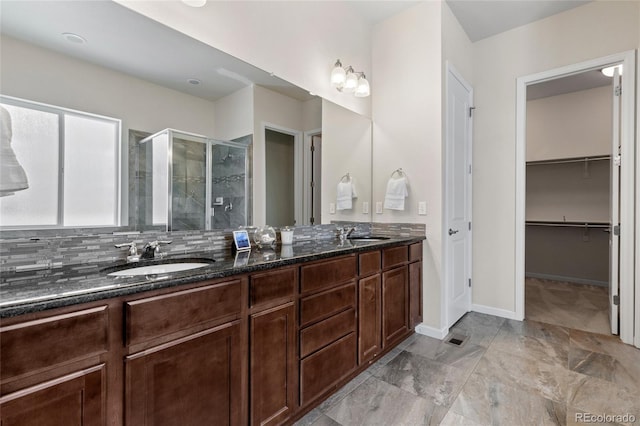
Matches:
[0,222,425,272]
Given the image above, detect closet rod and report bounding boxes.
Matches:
[526,221,609,229]
[526,155,610,166]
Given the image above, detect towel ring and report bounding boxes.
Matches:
[340,172,351,182]
[390,168,405,178]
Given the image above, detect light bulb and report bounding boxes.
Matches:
[330,60,346,88]
[354,74,370,98]
[343,67,358,93]
[601,64,623,77]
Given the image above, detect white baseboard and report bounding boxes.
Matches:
[525,273,607,287]
[415,323,449,340]
[471,304,520,320]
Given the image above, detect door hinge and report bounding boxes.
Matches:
[613,225,620,236]
[468,278,472,287]
[614,85,621,96]
[613,295,620,306]
[310,216,315,224]
[310,181,315,188]
[468,164,472,174]
[468,222,471,231]
[310,144,315,152]
[469,107,475,117]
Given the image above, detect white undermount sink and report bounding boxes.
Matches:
[107,262,210,277]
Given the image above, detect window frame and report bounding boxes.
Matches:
[0,95,122,229]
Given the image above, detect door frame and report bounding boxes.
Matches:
[303,129,322,226]
[443,62,474,330]
[514,50,636,345]
[262,123,303,226]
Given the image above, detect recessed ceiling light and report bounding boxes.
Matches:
[62,32,87,45]
[187,78,201,85]
[182,0,207,7]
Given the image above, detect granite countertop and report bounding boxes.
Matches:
[0,236,424,318]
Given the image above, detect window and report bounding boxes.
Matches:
[0,96,121,228]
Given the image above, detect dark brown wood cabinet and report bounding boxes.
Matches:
[250,303,296,426]
[409,259,423,328]
[382,266,409,348]
[0,364,106,426]
[358,273,382,364]
[125,321,245,426]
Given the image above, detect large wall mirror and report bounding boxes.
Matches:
[0,0,371,235]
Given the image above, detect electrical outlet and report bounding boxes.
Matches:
[418,201,427,215]
[362,201,369,214]
[329,203,336,214]
[376,202,383,214]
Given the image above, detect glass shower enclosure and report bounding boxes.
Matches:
[138,129,249,231]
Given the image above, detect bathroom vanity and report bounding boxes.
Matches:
[0,238,423,425]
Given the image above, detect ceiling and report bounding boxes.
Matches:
[1,0,602,103]
[527,69,613,101]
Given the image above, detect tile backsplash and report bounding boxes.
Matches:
[0,222,425,272]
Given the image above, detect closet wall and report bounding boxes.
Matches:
[525,85,612,285]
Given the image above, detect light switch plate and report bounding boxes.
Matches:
[329,203,336,214]
[418,201,427,215]
[376,202,383,214]
[362,201,369,214]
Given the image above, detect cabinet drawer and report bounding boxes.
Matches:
[299,281,356,327]
[300,333,357,406]
[1,306,108,383]
[359,251,381,277]
[300,255,356,294]
[300,308,355,358]
[382,246,408,269]
[249,267,296,308]
[409,242,423,262]
[125,279,241,346]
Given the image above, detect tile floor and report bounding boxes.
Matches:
[294,312,640,425]
[525,278,610,335]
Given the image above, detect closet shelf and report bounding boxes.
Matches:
[526,155,610,166]
[526,220,609,229]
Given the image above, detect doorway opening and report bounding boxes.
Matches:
[265,128,296,227]
[515,51,636,345]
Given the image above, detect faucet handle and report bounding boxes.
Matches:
[146,240,172,255]
[115,242,138,256]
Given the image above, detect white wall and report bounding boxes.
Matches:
[372,2,443,329]
[526,86,612,161]
[321,100,372,223]
[302,98,322,132]
[472,1,639,313]
[213,86,253,140]
[116,0,372,117]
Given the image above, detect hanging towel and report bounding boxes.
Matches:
[336,179,357,210]
[383,176,408,210]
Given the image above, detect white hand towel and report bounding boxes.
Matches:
[336,179,357,210]
[383,176,408,210]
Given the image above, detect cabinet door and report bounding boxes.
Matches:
[358,274,381,365]
[409,261,423,328]
[0,364,105,426]
[382,267,409,348]
[250,303,296,426]
[125,322,244,426]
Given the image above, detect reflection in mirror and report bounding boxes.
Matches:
[0,0,371,235]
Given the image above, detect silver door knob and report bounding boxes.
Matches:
[448,229,459,236]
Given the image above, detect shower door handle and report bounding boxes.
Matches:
[448,228,459,236]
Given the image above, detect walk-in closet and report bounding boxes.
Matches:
[524,68,619,335]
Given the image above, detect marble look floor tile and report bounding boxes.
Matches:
[448,312,505,348]
[405,335,486,372]
[317,371,372,413]
[569,329,640,393]
[491,320,569,369]
[475,345,575,403]
[567,373,640,420]
[568,347,616,381]
[324,376,442,426]
[449,372,566,426]
[309,413,343,426]
[439,411,484,426]
[294,408,324,426]
[373,351,470,407]
[566,407,626,426]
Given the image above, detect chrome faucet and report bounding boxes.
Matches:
[140,240,172,259]
[337,226,357,241]
[115,241,141,263]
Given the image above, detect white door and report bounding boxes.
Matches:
[445,65,473,328]
[609,69,621,335]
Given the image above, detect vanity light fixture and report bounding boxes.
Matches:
[601,64,623,77]
[330,59,370,98]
